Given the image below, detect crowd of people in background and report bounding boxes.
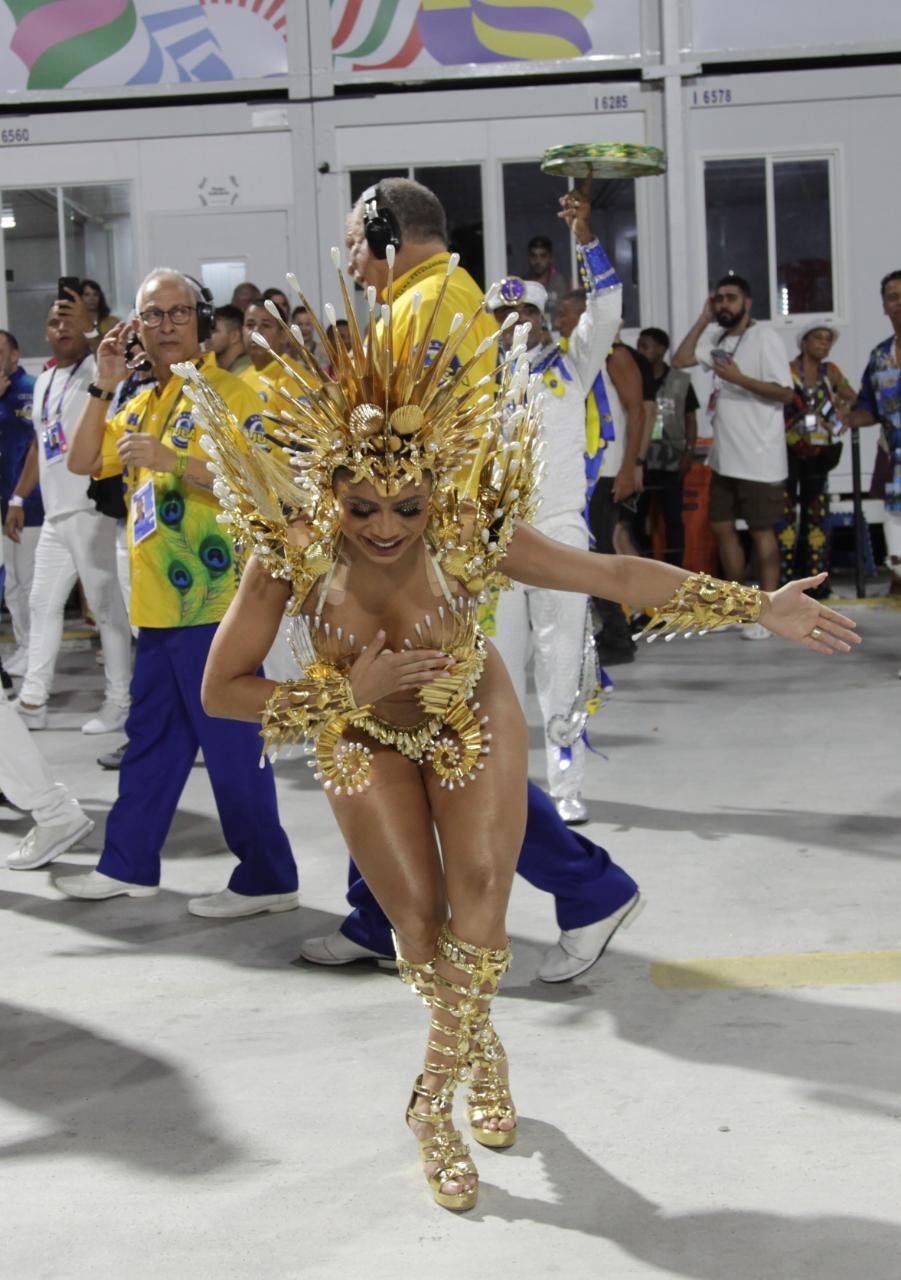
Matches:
[0,182,896,909]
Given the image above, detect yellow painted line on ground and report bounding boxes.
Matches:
[837,596,901,609]
[650,950,901,990]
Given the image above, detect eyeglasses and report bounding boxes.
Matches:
[138,304,196,328]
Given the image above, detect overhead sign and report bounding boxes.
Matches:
[0,0,287,95]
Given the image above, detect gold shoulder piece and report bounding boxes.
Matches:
[261,665,374,796]
[637,572,763,641]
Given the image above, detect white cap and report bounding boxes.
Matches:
[492,276,549,314]
[796,319,839,350]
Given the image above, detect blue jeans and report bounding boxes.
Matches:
[341,780,638,954]
[98,624,297,894]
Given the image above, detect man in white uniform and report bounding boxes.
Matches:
[673,275,793,637]
[0,536,94,869]
[3,302,132,730]
[490,187,622,824]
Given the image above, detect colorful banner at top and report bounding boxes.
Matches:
[0,0,287,93]
[330,0,641,79]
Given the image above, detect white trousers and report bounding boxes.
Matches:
[115,517,139,638]
[492,513,590,798]
[21,509,132,708]
[2,525,40,652]
[884,509,901,571]
[0,697,78,824]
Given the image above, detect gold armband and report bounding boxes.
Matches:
[260,665,374,796]
[637,573,763,642]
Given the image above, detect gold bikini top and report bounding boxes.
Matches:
[260,539,491,795]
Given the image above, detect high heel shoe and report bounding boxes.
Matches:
[434,926,515,1149]
[397,924,514,1207]
[406,1076,478,1213]
[466,1019,517,1148]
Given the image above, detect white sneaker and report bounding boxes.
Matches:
[14,699,48,730]
[554,794,588,826]
[187,888,299,919]
[81,701,129,735]
[296,929,397,969]
[740,622,771,641]
[54,869,159,899]
[538,893,645,983]
[7,807,95,870]
[4,648,28,677]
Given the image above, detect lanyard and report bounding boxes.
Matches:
[712,321,752,388]
[41,356,87,425]
[138,360,202,440]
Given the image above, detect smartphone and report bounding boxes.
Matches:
[57,275,81,301]
[710,347,730,362]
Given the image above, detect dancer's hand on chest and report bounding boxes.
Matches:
[350,631,453,707]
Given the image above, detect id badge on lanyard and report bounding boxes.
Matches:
[131,478,157,545]
[42,420,67,463]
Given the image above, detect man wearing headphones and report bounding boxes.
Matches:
[55,268,298,917]
[346,179,498,404]
[299,178,641,982]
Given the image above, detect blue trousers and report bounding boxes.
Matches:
[98,624,297,894]
[342,780,638,955]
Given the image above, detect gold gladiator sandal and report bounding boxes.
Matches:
[397,933,477,1211]
[394,931,515,1149]
[405,1076,479,1213]
[435,927,516,1150]
[466,1018,517,1149]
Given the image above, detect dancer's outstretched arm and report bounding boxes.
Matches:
[501,521,861,654]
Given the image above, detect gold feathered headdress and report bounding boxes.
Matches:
[177,248,541,597]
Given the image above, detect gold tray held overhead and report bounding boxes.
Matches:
[541,143,666,179]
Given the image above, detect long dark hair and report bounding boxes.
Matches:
[80,278,110,321]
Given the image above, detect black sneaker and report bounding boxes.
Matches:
[0,662,11,693]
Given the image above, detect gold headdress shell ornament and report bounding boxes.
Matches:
[176,246,542,600]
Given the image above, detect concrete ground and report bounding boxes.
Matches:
[2,592,899,1280]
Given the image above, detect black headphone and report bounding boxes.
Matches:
[184,274,216,343]
[361,184,401,260]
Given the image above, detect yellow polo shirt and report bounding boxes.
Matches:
[98,353,265,629]
[384,253,499,496]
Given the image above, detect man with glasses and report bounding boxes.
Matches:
[56,269,298,917]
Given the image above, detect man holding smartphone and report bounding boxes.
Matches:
[673,275,793,637]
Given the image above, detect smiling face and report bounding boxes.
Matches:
[335,475,432,563]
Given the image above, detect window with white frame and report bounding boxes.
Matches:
[0,183,132,357]
[704,154,835,320]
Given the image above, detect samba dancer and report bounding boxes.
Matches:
[188,250,859,1214]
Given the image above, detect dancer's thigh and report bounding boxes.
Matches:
[327,742,445,953]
